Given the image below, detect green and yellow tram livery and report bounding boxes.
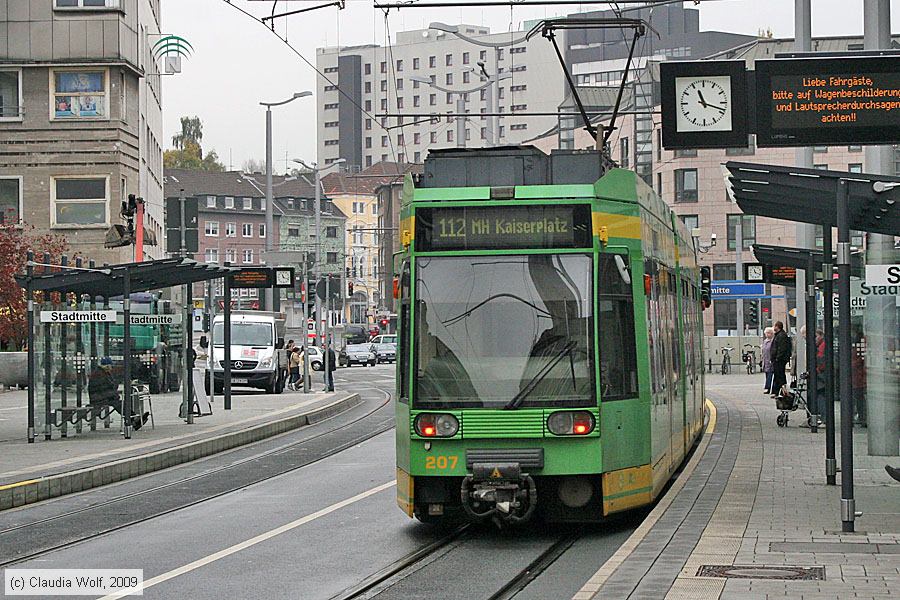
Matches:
[395,147,706,524]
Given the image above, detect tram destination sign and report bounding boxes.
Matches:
[756,56,900,147]
[415,204,592,251]
[40,310,117,323]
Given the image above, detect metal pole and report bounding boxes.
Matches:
[74,256,84,435]
[43,252,51,441]
[314,166,322,346]
[794,0,814,367]
[837,180,855,532]
[182,282,192,424]
[302,257,310,393]
[864,0,899,457]
[123,267,132,439]
[224,266,232,410]
[59,255,68,438]
[823,227,836,484]
[207,279,214,407]
[89,260,98,432]
[456,94,466,148]
[325,275,332,391]
[805,258,818,435]
[265,106,274,313]
[735,217,744,336]
[26,250,34,443]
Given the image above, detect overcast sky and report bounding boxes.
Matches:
[161,1,898,172]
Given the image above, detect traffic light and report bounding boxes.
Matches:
[748,302,758,323]
[700,266,712,310]
[347,281,354,298]
[345,266,351,278]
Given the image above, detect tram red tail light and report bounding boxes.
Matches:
[414,413,459,438]
[547,411,595,436]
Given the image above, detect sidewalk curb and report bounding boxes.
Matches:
[0,393,361,512]
[572,398,718,600]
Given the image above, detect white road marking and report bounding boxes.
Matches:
[98,480,395,599]
[0,406,26,412]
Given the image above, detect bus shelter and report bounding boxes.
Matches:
[16,256,237,442]
[727,161,900,533]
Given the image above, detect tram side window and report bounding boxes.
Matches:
[399,261,411,402]
[598,254,638,400]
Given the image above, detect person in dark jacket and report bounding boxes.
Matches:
[323,342,337,392]
[88,357,149,430]
[770,321,791,397]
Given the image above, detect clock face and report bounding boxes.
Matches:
[675,75,733,133]
[275,270,292,286]
[747,265,764,282]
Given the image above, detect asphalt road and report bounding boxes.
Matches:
[2,363,636,600]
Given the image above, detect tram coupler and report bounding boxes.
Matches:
[461,463,537,525]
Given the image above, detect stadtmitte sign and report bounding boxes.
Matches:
[40,310,117,323]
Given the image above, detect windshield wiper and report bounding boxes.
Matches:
[504,341,577,410]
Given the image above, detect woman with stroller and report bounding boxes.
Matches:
[761,327,775,394]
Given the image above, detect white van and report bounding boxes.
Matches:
[370,334,396,345]
[207,312,285,394]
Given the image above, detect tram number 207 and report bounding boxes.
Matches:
[424,455,459,470]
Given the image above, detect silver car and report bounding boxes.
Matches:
[339,344,376,367]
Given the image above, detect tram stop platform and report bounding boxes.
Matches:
[575,373,900,600]
[0,383,360,512]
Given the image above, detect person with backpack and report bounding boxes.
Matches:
[323,342,337,392]
[771,321,792,397]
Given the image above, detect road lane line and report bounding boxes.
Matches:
[98,480,395,600]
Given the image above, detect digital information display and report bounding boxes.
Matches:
[230,268,273,288]
[756,56,900,147]
[767,265,798,287]
[415,205,592,251]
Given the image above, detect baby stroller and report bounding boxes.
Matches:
[775,372,816,428]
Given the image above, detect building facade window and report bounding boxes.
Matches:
[674,148,698,158]
[327,252,338,264]
[243,197,253,210]
[619,137,630,169]
[54,1,121,10]
[0,177,22,223]
[243,249,253,264]
[51,69,108,119]
[445,73,453,85]
[258,223,266,237]
[0,70,23,120]
[727,214,756,250]
[396,59,403,72]
[680,214,699,230]
[51,176,108,226]
[326,226,338,238]
[848,163,863,173]
[445,54,453,66]
[205,221,219,236]
[429,56,436,68]
[287,227,300,237]
[242,223,252,237]
[462,52,470,64]
[226,249,236,263]
[204,248,218,264]
[225,197,234,208]
[674,169,698,203]
[413,57,420,70]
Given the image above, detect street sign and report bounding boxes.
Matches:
[755,56,900,147]
[315,277,343,303]
[40,310,117,323]
[865,264,900,287]
[193,299,205,309]
[230,268,273,288]
[710,281,766,299]
[115,314,184,325]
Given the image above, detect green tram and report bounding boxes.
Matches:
[394,147,706,524]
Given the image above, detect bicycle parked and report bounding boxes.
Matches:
[720,346,734,375]
[742,344,758,375]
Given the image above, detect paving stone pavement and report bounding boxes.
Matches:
[594,373,899,600]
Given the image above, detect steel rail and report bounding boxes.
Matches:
[486,533,582,600]
[0,387,394,568]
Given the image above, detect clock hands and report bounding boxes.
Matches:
[697,89,726,113]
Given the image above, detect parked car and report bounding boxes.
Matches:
[306,346,324,371]
[343,325,369,345]
[339,344,376,367]
[370,334,397,345]
[372,343,396,363]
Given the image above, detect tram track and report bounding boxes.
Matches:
[0,385,395,568]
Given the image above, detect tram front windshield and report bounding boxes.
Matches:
[414,254,595,409]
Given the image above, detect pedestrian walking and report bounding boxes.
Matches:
[276,339,290,392]
[771,321,791,397]
[761,326,775,393]
[323,343,336,392]
[288,346,303,391]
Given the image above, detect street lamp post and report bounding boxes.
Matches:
[409,75,508,148]
[292,158,346,351]
[260,91,312,312]
[429,22,526,146]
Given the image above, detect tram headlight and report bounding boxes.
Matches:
[547,411,595,436]
[414,413,459,438]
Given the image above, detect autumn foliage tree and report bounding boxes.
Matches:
[0,225,68,350]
